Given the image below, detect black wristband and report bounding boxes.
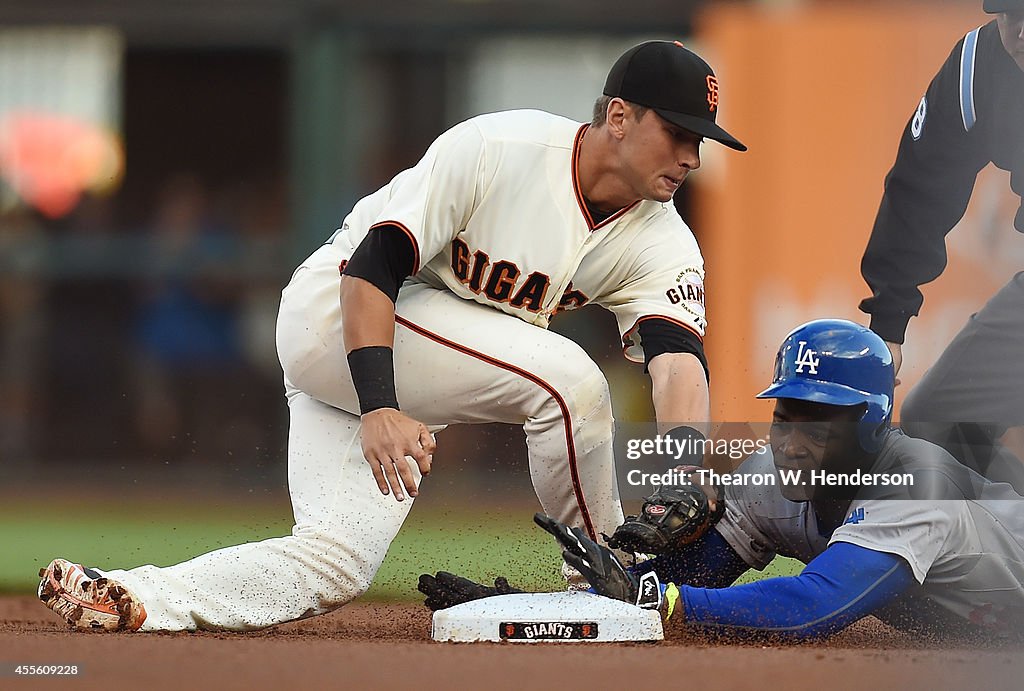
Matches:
[663,425,707,467]
[347,346,400,414]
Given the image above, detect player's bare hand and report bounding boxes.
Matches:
[360,408,436,501]
[884,341,903,385]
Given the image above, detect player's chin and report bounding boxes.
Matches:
[653,177,682,201]
[648,185,676,203]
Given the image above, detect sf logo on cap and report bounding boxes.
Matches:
[706,75,719,112]
[794,341,820,374]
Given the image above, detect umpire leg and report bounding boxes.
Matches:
[900,272,1024,493]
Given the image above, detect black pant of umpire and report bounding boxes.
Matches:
[901,272,1024,494]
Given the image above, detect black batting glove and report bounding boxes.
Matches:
[533,513,663,609]
[418,571,522,611]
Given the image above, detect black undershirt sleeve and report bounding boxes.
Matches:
[858,28,995,343]
[638,317,709,382]
[342,224,417,303]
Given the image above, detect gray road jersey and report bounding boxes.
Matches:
[716,430,1024,633]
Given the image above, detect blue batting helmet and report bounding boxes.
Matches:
[756,319,894,452]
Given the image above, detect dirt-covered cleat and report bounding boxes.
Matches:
[37,558,146,631]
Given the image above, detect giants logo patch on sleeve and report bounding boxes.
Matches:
[665,268,706,329]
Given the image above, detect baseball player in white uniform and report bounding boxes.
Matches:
[426,320,1024,639]
[37,40,746,631]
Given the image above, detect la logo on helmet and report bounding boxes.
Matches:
[794,341,820,374]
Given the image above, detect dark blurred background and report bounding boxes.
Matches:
[1,0,1004,595]
[0,0,724,491]
[2,0,1007,482]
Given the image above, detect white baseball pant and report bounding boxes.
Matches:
[105,245,623,630]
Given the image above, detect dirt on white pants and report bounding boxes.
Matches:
[107,246,623,631]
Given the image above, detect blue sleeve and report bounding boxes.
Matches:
[632,529,751,588]
[677,541,915,640]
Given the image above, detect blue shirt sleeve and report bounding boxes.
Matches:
[678,541,915,640]
[632,529,751,588]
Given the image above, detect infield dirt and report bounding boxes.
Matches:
[2,596,1022,690]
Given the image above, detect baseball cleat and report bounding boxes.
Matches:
[37,558,147,631]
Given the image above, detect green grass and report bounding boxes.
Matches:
[1,499,297,593]
[0,497,800,599]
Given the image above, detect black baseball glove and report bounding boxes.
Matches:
[533,513,663,609]
[605,483,725,555]
[418,571,523,611]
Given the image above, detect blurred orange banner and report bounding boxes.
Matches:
[695,2,1010,423]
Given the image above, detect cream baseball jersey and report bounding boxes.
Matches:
[716,431,1024,632]
[45,42,736,634]
[319,109,707,362]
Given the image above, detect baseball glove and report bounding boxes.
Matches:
[605,483,725,555]
[418,571,522,611]
[533,513,663,609]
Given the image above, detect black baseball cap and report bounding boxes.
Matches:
[985,0,1024,12]
[604,40,746,152]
